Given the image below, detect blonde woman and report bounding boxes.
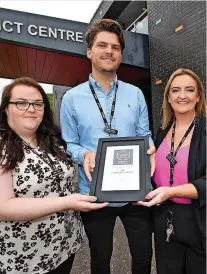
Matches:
[138,69,206,274]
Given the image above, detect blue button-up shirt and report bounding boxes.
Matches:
[60,75,153,205]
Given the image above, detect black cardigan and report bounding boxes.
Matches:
[153,117,206,248]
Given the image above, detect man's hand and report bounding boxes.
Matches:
[84,152,96,181]
[147,146,156,177]
[136,187,173,207]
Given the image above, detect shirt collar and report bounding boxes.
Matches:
[89,74,118,90]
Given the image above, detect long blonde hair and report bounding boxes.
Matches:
[161,68,206,129]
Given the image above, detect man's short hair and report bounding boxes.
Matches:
[85,19,125,51]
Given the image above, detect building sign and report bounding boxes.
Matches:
[0,8,149,68]
[0,20,83,42]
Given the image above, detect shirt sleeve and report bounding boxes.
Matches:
[60,93,89,166]
[136,88,154,147]
[191,124,206,208]
[191,176,206,208]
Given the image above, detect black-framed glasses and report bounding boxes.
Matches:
[8,101,45,111]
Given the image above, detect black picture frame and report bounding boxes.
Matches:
[90,136,151,202]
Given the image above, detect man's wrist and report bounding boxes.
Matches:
[84,151,90,159]
[149,137,154,147]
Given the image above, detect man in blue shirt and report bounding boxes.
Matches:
[61,19,155,274]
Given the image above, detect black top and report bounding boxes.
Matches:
[153,117,206,248]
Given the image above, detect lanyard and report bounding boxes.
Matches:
[22,140,63,176]
[89,81,119,135]
[22,139,73,235]
[166,117,196,185]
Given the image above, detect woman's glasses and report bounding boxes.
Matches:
[7,101,45,111]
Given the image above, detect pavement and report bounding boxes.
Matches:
[71,218,157,274]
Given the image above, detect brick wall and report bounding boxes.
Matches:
[147,1,206,133]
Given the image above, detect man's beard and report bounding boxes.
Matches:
[101,67,116,74]
[96,63,118,74]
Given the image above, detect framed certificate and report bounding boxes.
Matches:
[90,136,151,202]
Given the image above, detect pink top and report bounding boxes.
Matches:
[153,138,191,204]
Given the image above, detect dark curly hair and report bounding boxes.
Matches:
[85,19,125,51]
[0,77,73,172]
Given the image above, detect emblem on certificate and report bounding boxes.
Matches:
[90,136,151,202]
[113,149,133,165]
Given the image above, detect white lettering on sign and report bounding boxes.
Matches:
[57,29,66,40]
[39,26,48,37]
[76,32,83,42]
[67,30,75,41]
[28,25,38,36]
[14,22,23,33]
[48,27,57,39]
[0,21,23,33]
[3,21,13,32]
[0,20,84,43]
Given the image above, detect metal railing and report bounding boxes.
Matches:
[126,9,147,32]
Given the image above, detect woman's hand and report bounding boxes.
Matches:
[66,194,108,212]
[136,187,173,207]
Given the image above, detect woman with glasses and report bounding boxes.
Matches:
[0,77,107,274]
[138,69,206,274]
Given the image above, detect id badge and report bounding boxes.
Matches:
[103,126,118,135]
[166,154,177,166]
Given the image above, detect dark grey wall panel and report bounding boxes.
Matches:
[90,1,113,24]
[124,31,149,67]
[53,85,71,126]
